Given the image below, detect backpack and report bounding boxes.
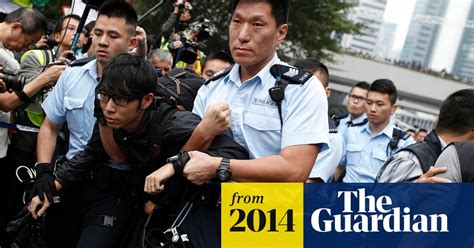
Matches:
[155,68,204,111]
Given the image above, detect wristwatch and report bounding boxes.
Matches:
[166,151,190,175]
[216,158,231,181]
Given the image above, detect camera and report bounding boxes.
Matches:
[172,18,214,64]
[3,72,27,92]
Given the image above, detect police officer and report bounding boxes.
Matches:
[338,79,415,183]
[334,81,371,137]
[294,58,345,183]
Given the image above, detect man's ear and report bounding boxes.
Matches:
[391,103,399,115]
[141,93,154,109]
[128,36,138,51]
[277,24,288,43]
[10,22,22,32]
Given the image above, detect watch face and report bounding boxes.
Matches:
[217,169,230,181]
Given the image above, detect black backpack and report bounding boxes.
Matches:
[155,68,204,111]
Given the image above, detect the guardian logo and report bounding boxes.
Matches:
[311,188,449,233]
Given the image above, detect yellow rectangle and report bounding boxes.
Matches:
[221,183,303,248]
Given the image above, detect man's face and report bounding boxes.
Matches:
[92,16,136,65]
[348,87,368,117]
[366,91,396,126]
[54,18,86,50]
[228,1,287,69]
[150,57,172,76]
[415,131,428,143]
[202,59,231,79]
[100,93,144,132]
[3,23,41,52]
[179,8,191,22]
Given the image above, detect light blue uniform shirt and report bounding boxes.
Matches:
[342,121,415,183]
[42,60,127,169]
[309,132,345,182]
[337,113,367,138]
[193,54,329,159]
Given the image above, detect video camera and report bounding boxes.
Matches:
[173,18,214,64]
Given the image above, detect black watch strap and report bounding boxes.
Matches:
[14,90,34,103]
[167,151,190,175]
[216,158,231,181]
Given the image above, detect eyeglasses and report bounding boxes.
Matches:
[349,94,366,102]
[96,92,138,106]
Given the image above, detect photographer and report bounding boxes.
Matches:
[0,7,65,243]
[160,0,193,45]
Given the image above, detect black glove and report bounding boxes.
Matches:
[32,163,57,202]
[166,151,191,175]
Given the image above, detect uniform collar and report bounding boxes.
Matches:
[227,53,281,89]
[362,121,396,138]
[81,59,99,82]
[352,113,367,124]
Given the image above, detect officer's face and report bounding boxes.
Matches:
[228,1,288,73]
[365,91,397,127]
[348,87,368,117]
[92,16,137,65]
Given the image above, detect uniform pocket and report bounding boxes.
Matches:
[64,96,86,133]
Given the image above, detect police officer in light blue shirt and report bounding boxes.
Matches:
[340,79,415,183]
[169,0,329,184]
[294,58,345,183]
[335,81,371,137]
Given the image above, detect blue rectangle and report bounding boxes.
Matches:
[304,183,474,248]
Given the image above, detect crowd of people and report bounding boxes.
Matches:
[0,0,473,247]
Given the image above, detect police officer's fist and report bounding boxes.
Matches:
[200,102,231,137]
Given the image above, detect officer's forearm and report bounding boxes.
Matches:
[37,118,61,163]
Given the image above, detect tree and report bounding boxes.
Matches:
[136,0,361,61]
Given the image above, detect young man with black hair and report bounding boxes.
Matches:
[415,128,428,143]
[294,58,345,183]
[29,54,248,247]
[377,89,474,183]
[31,2,142,247]
[338,79,414,183]
[151,0,328,186]
[335,81,371,137]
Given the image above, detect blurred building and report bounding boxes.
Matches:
[341,0,388,55]
[401,0,474,79]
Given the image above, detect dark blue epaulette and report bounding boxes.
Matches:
[269,64,313,85]
[331,113,349,127]
[204,65,233,85]
[328,115,338,134]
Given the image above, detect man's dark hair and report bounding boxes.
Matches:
[294,58,329,87]
[417,128,428,134]
[203,50,234,68]
[369,79,397,104]
[100,53,157,100]
[97,1,137,36]
[54,14,81,33]
[4,7,47,35]
[353,81,370,91]
[231,0,289,26]
[436,89,474,135]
